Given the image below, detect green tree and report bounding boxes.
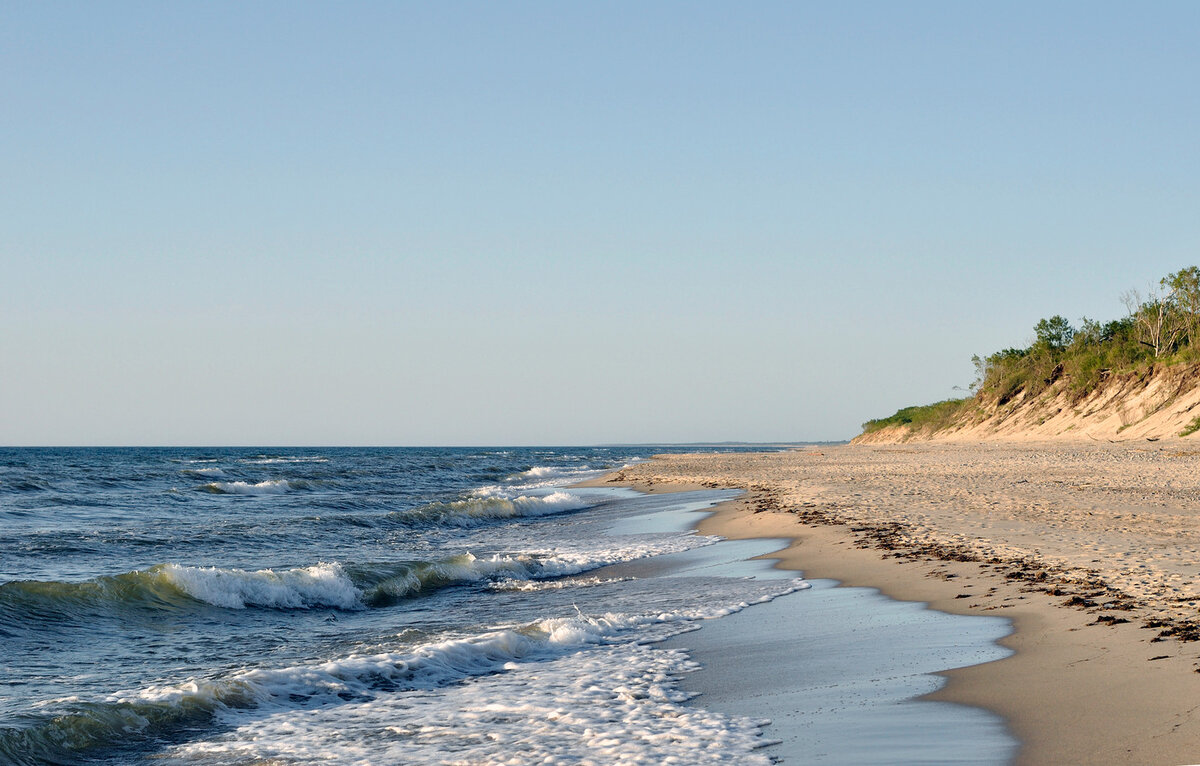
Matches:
[1033,315,1074,351]
[1162,266,1200,348]
[1074,317,1102,347]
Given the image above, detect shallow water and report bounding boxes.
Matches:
[666,580,1018,764]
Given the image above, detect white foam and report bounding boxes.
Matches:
[491,463,609,492]
[370,535,717,600]
[157,535,717,611]
[516,465,592,481]
[517,490,590,514]
[486,575,636,592]
[204,479,294,495]
[159,562,362,610]
[183,467,224,477]
[400,491,593,525]
[240,456,329,464]
[141,611,665,708]
[517,536,713,578]
[157,587,806,765]
[370,553,555,599]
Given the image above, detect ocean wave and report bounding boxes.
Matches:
[521,465,568,479]
[496,463,605,490]
[485,575,636,592]
[0,477,53,493]
[161,555,593,610]
[359,536,728,605]
[357,546,662,606]
[160,562,361,610]
[358,554,543,606]
[172,640,775,765]
[0,540,707,622]
[0,569,195,620]
[5,584,808,765]
[239,456,329,465]
[389,490,592,526]
[0,562,361,619]
[181,467,225,478]
[198,479,303,495]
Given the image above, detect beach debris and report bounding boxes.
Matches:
[1093,614,1130,626]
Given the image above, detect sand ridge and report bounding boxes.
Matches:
[854,363,1200,443]
[591,443,1200,765]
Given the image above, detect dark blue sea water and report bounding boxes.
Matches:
[0,446,816,765]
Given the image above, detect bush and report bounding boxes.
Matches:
[975,308,1162,406]
[861,398,972,434]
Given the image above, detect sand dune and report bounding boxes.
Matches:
[856,364,1200,443]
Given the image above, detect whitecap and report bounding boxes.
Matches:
[364,538,713,603]
[201,479,295,495]
[499,464,607,491]
[486,575,637,592]
[240,456,329,465]
[181,467,225,478]
[396,491,593,526]
[159,562,362,610]
[158,588,807,765]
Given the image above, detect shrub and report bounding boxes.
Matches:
[1181,416,1200,437]
[861,398,972,434]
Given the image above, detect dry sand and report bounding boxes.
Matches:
[585,442,1200,765]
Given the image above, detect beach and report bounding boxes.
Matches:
[7,444,1199,764]
[588,443,1200,765]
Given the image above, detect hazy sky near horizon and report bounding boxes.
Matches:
[4,2,1200,445]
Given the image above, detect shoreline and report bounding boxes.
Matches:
[580,444,1200,765]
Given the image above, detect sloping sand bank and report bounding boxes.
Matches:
[855,363,1200,443]
[589,444,1200,765]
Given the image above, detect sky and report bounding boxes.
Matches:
[3,2,1200,445]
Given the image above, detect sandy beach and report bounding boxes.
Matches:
[585,442,1200,765]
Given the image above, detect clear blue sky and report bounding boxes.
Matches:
[3,2,1199,445]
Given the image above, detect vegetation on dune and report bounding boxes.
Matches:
[1181,415,1200,438]
[860,398,971,435]
[861,266,1200,436]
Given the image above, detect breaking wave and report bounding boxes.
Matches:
[0,537,717,622]
[161,562,360,609]
[181,467,225,478]
[239,455,329,465]
[497,463,605,490]
[389,490,593,526]
[198,479,304,495]
[0,586,806,765]
[0,562,361,620]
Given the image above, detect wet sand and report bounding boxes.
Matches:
[664,576,1016,764]
[582,443,1200,765]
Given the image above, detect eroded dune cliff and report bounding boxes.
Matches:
[854,364,1200,443]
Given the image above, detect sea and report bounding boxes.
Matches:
[0,447,1014,765]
